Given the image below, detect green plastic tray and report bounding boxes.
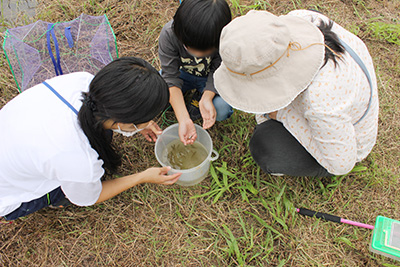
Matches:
[370,216,400,261]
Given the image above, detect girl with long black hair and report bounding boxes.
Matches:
[0,57,181,221]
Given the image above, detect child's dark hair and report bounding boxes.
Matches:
[78,57,169,173]
[173,0,231,51]
[317,20,345,68]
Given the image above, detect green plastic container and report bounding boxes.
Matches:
[370,216,400,261]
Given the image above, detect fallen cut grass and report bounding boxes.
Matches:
[1,0,400,266]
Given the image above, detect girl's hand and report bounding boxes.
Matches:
[199,92,216,130]
[96,166,181,203]
[179,119,197,145]
[140,166,181,185]
[140,120,162,142]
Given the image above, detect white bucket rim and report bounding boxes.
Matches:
[155,123,217,173]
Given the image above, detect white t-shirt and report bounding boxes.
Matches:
[0,72,104,216]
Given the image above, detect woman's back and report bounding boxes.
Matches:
[276,10,379,174]
[0,72,104,216]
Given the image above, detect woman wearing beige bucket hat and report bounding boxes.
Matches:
[214,10,379,176]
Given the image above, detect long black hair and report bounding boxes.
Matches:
[78,57,169,173]
[317,20,345,68]
[173,0,232,51]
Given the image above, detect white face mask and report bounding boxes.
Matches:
[112,124,143,137]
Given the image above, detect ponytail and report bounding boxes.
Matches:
[317,20,345,68]
[79,92,121,173]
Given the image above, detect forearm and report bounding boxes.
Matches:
[201,90,215,101]
[96,173,144,203]
[169,86,190,122]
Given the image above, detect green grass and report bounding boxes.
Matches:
[230,0,272,15]
[366,19,400,45]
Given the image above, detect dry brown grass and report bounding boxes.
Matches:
[1,0,400,266]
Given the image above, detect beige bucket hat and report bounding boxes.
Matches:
[214,10,325,114]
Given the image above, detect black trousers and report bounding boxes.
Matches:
[249,120,333,177]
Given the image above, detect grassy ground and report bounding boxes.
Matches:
[1,0,400,266]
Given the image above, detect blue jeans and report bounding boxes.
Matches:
[4,187,67,220]
[179,70,233,121]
